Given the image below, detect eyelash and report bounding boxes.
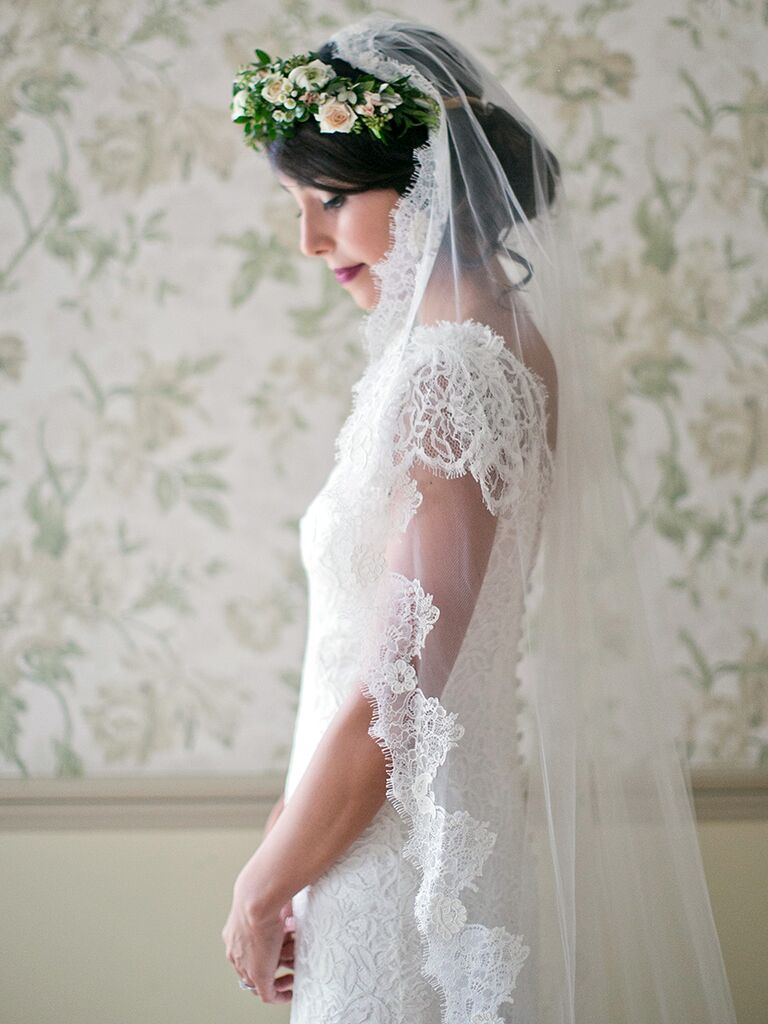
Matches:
[323,195,345,210]
[295,195,346,218]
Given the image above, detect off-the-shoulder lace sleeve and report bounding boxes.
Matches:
[329,319,553,1023]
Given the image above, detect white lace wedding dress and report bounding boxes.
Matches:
[282,319,554,1024]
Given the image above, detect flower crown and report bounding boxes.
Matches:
[230,49,440,150]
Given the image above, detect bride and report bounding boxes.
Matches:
[221,14,737,1024]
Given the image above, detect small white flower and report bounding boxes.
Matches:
[230,90,248,120]
[283,96,297,110]
[335,87,358,104]
[261,74,292,105]
[288,59,334,91]
[383,658,417,693]
[315,100,357,134]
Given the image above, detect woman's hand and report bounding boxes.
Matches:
[222,794,294,1003]
[221,883,295,1003]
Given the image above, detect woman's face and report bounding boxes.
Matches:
[275,172,401,311]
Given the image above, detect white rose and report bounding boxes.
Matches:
[230,90,248,120]
[261,74,292,105]
[288,59,334,91]
[315,100,357,134]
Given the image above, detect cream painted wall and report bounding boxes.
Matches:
[0,822,766,1024]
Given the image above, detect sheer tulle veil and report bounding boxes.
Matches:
[293,13,738,1023]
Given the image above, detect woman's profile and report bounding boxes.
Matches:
[221,14,737,1024]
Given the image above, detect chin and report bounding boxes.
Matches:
[350,286,378,311]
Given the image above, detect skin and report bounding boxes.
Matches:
[275,172,402,310]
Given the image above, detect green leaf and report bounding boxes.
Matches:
[24,482,67,556]
[0,123,23,190]
[629,352,689,399]
[653,507,690,546]
[750,491,768,521]
[52,738,84,778]
[49,170,79,221]
[181,470,227,491]
[155,470,180,510]
[231,261,261,307]
[20,71,82,115]
[0,686,26,764]
[634,197,676,272]
[657,451,689,504]
[22,640,83,686]
[679,70,713,131]
[187,495,229,528]
[190,446,230,464]
[738,284,768,328]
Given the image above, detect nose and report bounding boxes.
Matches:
[299,208,333,259]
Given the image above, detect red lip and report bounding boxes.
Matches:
[333,263,365,284]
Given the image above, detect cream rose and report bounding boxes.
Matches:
[288,59,334,91]
[316,100,357,134]
[261,74,292,105]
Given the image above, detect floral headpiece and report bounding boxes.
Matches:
[230,49,440,150]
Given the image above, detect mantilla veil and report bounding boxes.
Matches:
[274,14,737,1023]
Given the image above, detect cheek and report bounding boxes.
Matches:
[351,196,399,262]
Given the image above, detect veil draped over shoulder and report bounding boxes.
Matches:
[289,14,737,1023]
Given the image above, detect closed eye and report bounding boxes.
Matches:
[322,194,345,210]
[295,194,346,218]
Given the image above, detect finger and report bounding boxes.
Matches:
[257,979,277,1003]
[274,971,293,992]
[269,986,293,1003]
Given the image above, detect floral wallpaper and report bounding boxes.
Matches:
[0,0,766,779]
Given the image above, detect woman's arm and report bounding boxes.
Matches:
[263,792,285,835]
[233,681,387,918]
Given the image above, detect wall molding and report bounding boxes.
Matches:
[1,768,767,830]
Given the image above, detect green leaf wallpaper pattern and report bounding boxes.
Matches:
[0,0,766,778]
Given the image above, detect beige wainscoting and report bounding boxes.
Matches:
[1,772,767,1024]
[1,768,767,829]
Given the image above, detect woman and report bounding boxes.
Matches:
[222,15,737,1024]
